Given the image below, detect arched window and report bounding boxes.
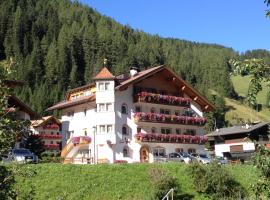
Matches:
[121,104,128,114]
[122,125,128,135]
[151,127,156,133]
[123,146,129,157]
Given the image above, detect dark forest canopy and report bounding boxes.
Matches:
[0,0,269,116]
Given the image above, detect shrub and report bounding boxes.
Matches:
[189,163,246,199]
[148,167,178,199]
[251,144,270,199]
[0,165,16,199]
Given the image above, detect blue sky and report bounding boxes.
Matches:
[80,0,270,53]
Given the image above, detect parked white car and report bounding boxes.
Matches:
[191,153,212,164]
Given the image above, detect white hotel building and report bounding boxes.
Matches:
[48,65,214,164]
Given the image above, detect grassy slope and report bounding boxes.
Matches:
[13,163,258,200]
[225,75,270,123]
[231,75,269,105]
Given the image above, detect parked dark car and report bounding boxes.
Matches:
[2,148,38,164]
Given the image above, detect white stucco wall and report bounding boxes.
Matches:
[215,142,255,157]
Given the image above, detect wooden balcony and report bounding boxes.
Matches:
[61,136,91,159]
[37,134,62,139]
[134,112,207,126]
[134,92,191,107]
[135,133,208,144]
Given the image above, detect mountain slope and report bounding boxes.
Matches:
[0,0,237,115]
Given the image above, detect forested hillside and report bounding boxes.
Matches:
[0,0,261,117]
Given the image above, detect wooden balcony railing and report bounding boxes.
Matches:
[61,136,91,159]
[44,144,60,150]
[36,134,62,139]
[134,112,207,126]
[134,92,191,107]
[135,133,208,144]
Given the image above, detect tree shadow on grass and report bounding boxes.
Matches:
[174,193,194,200]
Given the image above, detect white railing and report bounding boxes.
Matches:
[162,188,174,200]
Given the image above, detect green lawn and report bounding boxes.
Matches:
[11,163,259,200]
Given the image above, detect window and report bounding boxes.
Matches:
[99,104,105,112]
[176,129,181,135]
[135,106,141,112]
[84,109,87,116]
[107,125,113,133]
[122,125,128,135]
[99,125,113,134]
[50,141,53,144]
[151,127,156,133]
[150,107,156,113]
[98,83,105,91]
[51,132,53,135]
[105,82,110,90]
[98,103,113,112]
[84,130,87,136]
[100,125,106,133]
[160,109,170,115]
[188,148,196,154]
[161,128,171,134]
[175,111,180,116]
[121,104,128,114]
[107,103,113,112]
[186,129,196,136]
[137,127,142,133]
[123,146,129,157]
[175,148,184,153]
[57,132,59,135]
[153,147,166,157]
[67,111,74,117]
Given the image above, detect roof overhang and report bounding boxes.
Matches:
[116,65,215,112]
[47,94,96,111]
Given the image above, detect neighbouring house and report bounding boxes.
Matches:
[31,116,62,152]
[47,65,215,164]
[4,80,37,148]
[207,122,270,160]
[5,80,37,120]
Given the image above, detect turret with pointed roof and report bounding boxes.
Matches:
[93,67,115,80]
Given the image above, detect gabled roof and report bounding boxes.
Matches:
[7,95,38,119]
[31,115,61,127]
[115,65,215,112]
[47,94,96,111]
[207,122,269,137]
[93,67,115,80]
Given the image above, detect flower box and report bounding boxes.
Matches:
[135,92,191,107]
[133,112,207,126]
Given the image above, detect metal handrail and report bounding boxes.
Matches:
[161,188,174,200]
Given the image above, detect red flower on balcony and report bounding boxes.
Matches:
[37,134,62,139]
[135,132,208,144]
[136,92,191,107]
[43,124,59,130]
[133,112,207,126]
[71,136,91,145]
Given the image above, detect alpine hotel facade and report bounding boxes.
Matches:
[48,65,214,164]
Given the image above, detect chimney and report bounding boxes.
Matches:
[130,66,138,77]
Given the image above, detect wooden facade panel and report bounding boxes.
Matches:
[225,138,244,144]
[230,145,243,153]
